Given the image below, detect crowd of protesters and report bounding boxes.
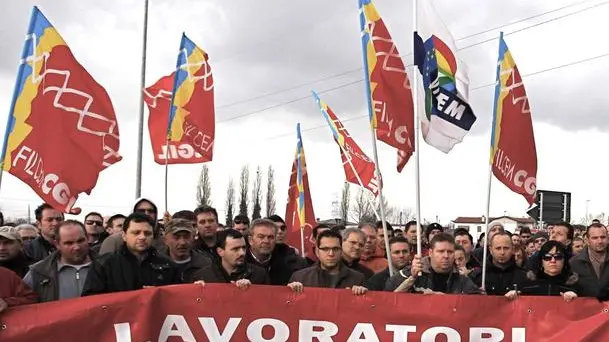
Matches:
[1,198,608,314]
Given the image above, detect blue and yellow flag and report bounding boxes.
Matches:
[167,33,216,159]
[490,32,537,205]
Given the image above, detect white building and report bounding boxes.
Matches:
[450,216,535,243]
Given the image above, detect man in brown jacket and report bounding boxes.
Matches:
[287,230,367,295]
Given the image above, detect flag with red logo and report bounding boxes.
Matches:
[285,123,316,258]
[490,33,537,205]
[166,33,215,160]
[0,7,121,212]
[313,92,380,196]
[359,0,414,172]
[143,73,209,164]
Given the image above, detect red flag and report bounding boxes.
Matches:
[285,124,316,258]
[361,0,415,172]
[1,7,121,212]
[143,73,209,165]
[315,92,380,196]
[490,34,537,205]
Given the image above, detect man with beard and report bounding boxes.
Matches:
[24,221,94,302]
[287,229,367,294]
[193,229,268,287]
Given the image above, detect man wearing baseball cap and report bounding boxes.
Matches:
[163,218,211,283]
[0,226,32,277]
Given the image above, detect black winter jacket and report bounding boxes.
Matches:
[385,256,481,294]
[24,236,56,263]
[246,243,307,285]
[81,244,182,296]
[470,260,528,295]
[192,262,269,284]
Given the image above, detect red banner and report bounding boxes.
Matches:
[143,73,209,165]
[1,285,608,341]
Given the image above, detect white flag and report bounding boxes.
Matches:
[414,0,477,153]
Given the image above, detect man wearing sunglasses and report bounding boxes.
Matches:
[84,212,107,253]
[232,215,249,234]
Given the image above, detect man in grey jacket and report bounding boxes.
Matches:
[385,233,480,294]
[24,220,93,302]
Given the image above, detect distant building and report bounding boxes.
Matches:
[451,216,535,242]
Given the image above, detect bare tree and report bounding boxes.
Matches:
[351,188,375,223]
[390,207,415,226]
[374,195,394,222]
[225,179,235,226]
[252,166,263,220]
[265,165,276,217]
[195,165,212,207]
[238,165,250,217]
[339,182,351,223]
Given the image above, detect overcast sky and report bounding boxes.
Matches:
[0,0,607,225]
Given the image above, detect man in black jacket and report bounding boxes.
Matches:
[385,233,480,294]
[193,229,268,286]
[24,203,63,262]
[246,218,306,285]
[162,218,211,283]
[365,236,410,291]
[82,213,182,296]
[470,232,528,295]
[0,226,32,277]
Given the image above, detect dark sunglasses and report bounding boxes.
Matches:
[136,208,156,214]
[85,220,103,226]
[21,236,36,241]
[542,253,564,261]
[233,219,249,225]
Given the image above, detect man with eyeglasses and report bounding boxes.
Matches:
[287,229,367,295]
[25,203,64,262]
[0,227,33,277]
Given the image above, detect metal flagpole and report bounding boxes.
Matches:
[135,0,149,199]
[358,0,393,276]
[482,31,505,291]
[412,0,423,258]
[164,138,169,213]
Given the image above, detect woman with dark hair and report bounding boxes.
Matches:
[505,241,579,302]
